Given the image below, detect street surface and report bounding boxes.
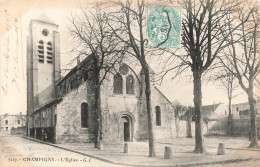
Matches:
[197,159,260,167]
[1,133,260,167]
[0,133,120,167]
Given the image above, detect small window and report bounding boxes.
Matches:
[62,83,66,94]
[38,45,44,49]
[113,73,123,94]
[47,60,53,64]
[5,120,8,125]
[38,50,44,54]
[38,40,44,63]
[119,63,129,75]
[42,110,47,117]
[42,29,49,36]
[6,127,8,131]
[236,107,239,111]
[81,103,89,128]
[47,42,52,50]
[70,79,75,90]
[126,75,134,94]
[156,106,161,126]
[46,42,53,64]
[18,120,20,124]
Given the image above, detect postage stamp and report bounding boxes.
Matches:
[146,6,182,48]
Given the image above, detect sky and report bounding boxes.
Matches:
[0,0,253,116]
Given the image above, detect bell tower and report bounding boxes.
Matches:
[27,13,61,116]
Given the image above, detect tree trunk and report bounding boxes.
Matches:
[93,57,102,149]
[193,71,206,153]
[175,117,180,138]
[186,109,192,138]
[248,83,259,148]
[143,64,156,157]
[94,83,102,148]
[227,96,233,136]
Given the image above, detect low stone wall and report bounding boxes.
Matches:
[178,117,260,138]
[207,117,228,135]
[232,117,260,137]
[11,126,26,135]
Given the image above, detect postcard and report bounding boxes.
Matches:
[1,0,260,166]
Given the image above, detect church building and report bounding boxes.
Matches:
[26,14,175,144]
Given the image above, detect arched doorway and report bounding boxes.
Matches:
[120,115,132,142]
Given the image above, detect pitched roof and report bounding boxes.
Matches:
[201,103,220,117]
[55,53,94,86]
[232,101,260,106]
[1,113,26,119]
[155,86,173,107]
[36,13,57,25]
[201,103,220,112]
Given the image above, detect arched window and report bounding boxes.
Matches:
[46,42,53,64]
[126,75,134,94]
[155,106,161,126]
[38,40,44,63]
[113,73,123,94]
[81,103,89,128]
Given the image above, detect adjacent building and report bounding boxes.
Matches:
[232,101,260,118]
[200,103,227,120]
[0,113,26,132]
[26,14,175,143]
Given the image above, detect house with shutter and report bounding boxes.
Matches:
[0,113,26,133]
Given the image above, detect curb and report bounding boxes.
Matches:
[22,136,256,167]
[22,136,119,165]
[155,142,260,152]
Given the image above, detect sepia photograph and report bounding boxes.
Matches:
[0,0,260,166]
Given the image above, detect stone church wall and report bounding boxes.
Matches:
[100,72,140,142]
[138,83,175,141]
[55,82,94,143]
[152,87,175,140]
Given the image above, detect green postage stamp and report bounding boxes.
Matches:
[147,6,182,48]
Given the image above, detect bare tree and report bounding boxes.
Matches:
[186,106,194,138]
[68,5,124,149]
[107,0,158,157]
[220,0,260,148]
[175,0,240,153]
[156,0,242,153]
[173,101,187,138]
[211,65,240,136]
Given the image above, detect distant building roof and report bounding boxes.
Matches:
[201,103,220,117]
[0,113,26,119]
[232,101,260,107]
[182,103,222,120]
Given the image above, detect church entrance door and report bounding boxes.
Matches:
[120,115,131,142]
